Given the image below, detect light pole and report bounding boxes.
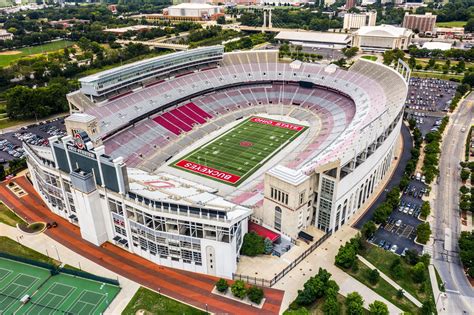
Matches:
[52,245,61,262]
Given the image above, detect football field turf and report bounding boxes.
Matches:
[172,116,307,186]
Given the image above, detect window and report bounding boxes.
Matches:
[274,206,282,232]
[299,191,306,205]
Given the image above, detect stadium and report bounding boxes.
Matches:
[24,46,410,278]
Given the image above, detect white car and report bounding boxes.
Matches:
[390,245,398,253]
[403,207,409,214]
[395,220,402,227]
[408,208,414,215]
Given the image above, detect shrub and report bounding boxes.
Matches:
[412,262,426,283]
[461,168,471,181]
[416,223,431,244]
[215,278,229,293]
[231,280,247,299]
[420,201,431,218]
[247,285,264,304]
[369,300,389,315]
[345,292,364,315]
[240,232,265,256]
[368,269,380,285]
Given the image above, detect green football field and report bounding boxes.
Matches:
[172,116,307,186]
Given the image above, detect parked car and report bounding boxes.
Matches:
[390,245,398,253]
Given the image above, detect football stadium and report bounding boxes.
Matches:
[24,46,410,278]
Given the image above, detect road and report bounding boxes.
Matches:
[432,92,474,314]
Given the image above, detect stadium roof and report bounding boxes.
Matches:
[354,25,412,37]
[422,41,452,51]
[275,31,351,45]
[168,3,220,9]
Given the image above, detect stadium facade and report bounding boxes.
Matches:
[24,46,410,278]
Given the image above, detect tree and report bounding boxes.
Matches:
[296,268,335,306]
[412,262,426,283]
[335,242,357,269]
[216,15,226,25]
[0,164,5,181]
[461,169,470,181]
[264,237,274,254]
[368,269,380,285]
[342,47,359,58]
[345,292,364,315]
[459,231,474,275]
[465,18,474,33]
[420,201,431,218]
[390,258,403,279]
[215,278,229,293]
[420,298,435,315]
[241,232,265,256]
[231,280,247,299]
[369,300,389,315]
[408,56,416,69]
[247,285,264,304]
[416,223,431,244]
[322,294,340,315]
[361,220,377,239]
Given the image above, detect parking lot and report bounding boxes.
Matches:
[0,119,66,165]
[370,178,426,255]
[405,78,458,136]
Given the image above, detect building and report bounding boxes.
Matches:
[345,0,356,9]
[352,25,413,51]
[0,29,13,41]
[163,3,223,21]
[103,25,157,35]
[435,27,465,39]
[48,18,89,29]
[275,31,351,49]
[343,11,377,30]
[26,46,409,278]
[402,12,436,34]
[361,0,377,5]
[421,41,452,51]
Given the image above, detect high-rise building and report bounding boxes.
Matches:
[343,11,377,30]
[345,0,356,9]
[402,12,437,34]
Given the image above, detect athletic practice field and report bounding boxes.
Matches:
[0,257,120,315]
[172,116,307,186]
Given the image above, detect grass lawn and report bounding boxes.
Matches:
[171,116,307,186]
[361,55,377,61]
[434,266,445,291]
[122,287,206,315]
[435,21,467,28]
[344,259,419,314]
[361,245,433,303]
[0,40,74,67]
[0,202,24,226]
[0,236,59,266]
[411,71,464,81]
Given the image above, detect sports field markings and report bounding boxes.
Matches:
[0,268,12,282]
[24,282,76,315]
[66,290,106,315]
[0,274,39,313]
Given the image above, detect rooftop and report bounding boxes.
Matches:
[275,31,351,44]
[267,165,309,186]
[168,3,220,9]
[422,41,452,51]
[354,24,412,37]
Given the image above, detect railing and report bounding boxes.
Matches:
[0,252,120,286]
[233,232,332,287]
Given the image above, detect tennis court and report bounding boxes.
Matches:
[0,258,121,315]
[0,258,50,314]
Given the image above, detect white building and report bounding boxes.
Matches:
[26,46,410,278]
[164,3,222,20]
[343,11,377,30]
[422,41,452,51]
[352,25,413,51]
[275,31,351,49]
[0,29,14,41]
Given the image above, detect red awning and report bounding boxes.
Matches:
[248,222,280,242]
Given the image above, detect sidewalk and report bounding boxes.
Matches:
[0,223,140,315]
[358,255,422,307]
[428,264,447,314]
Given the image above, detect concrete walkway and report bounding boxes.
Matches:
[428,264,448,313]
[0,223,140,315]
[358,255,423,308]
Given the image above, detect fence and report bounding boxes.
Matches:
[0,251,120,286]
[233,232,332,287]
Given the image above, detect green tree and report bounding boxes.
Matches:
[335,242,357,269]
[368,269,380,285]
[215,278,228,293]
[408,56,416,69]
[412,262,426,283]
[264,237,274,254]
[465,18,474,33]
[461,169,471,181]
[459,231,474,271]
[345,292,364,315]
[416,223,431,244]
[420,298,435,315]
[369,300,389,315]
[322,294,340,315]
[420,201,431,218]
[241,232,265,256]
[0,164,5,181]
[216,15,226,25]
[361,220,377,239]
[342,47,359,58]
[247,286,264,304]
[231,280,247,299]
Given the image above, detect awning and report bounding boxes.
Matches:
[113,236,121,241]
[248,222,280,242]
[298,231,314,242]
